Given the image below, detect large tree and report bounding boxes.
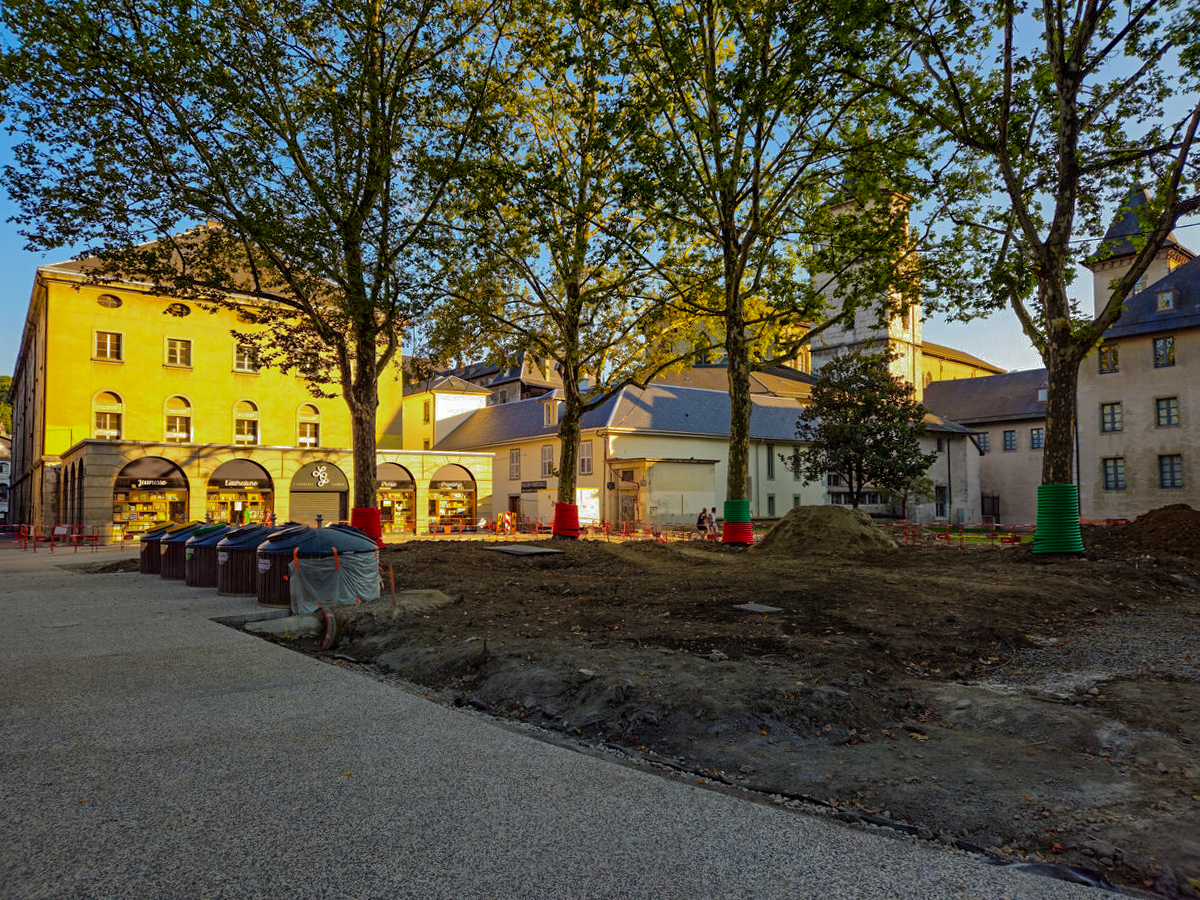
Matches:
[1,0,510,507]
[431,0,703,524]
[618,0,920,514]
[831,0,1200,487]
[794,351,936,509]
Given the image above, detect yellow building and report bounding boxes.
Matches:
[9,246,492,541]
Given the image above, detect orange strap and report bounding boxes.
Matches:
[332,547,340,570]
[293,547,299,567]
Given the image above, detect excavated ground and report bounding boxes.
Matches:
[264,506,1200,898]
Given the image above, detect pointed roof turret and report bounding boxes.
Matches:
[1091,186,1186,263]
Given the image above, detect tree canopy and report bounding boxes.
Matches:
[794,351,936,510]
[1,0,511,504]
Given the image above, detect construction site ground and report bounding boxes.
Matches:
[265,505,1200,898]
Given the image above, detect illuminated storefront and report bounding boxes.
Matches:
[427,464,476,532]
[112,457,189,539]
[206,459,274,525]
[376,462,416,534]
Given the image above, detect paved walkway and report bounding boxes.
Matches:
[1,545,1109,899]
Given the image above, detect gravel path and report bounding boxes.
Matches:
[0,545,1117,899]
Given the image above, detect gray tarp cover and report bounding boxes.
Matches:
[289,552,380,614]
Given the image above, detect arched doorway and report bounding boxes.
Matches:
[428,464,476,533]
[207,459,274,525]
[289,460,349,526]
[376,463,416,534]
[113,457,189,539]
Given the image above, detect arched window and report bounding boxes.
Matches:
[165,396,192,443]
[97,293,122,309]
[93,391,123,440]
[297,404,320,448]
[234,400,259,445]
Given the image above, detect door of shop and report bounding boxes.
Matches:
[289,491,346,525]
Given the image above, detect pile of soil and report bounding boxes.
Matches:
[260,529,1200,897]
[752,505,897,554]
[83,558,140,574]
[1085,504,1200,558]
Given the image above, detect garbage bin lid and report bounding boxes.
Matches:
[216,524,275,551]
[142,520,203,542]
[185,524,233,547]
[161,523,211,544]
[255,525,316,554]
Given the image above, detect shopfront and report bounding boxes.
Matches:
[112,457,190,539]
[289,460,349,526]
[427,464,476,532]
[207,459,274,525]
[377,463,416,534]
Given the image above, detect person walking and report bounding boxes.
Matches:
[696,508,708,537]
[705,507,717,537]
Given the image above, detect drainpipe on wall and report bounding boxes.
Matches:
[946,438,953,522]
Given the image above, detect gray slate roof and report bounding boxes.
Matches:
[1104,254,1200,340]
[1093,187,1188,261]
[923,369,1048,425]
[434,385,808,451]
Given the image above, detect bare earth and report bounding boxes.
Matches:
[267,505,1200,898]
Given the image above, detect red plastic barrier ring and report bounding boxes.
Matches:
[721,521,755,545]
[551,503,581,538]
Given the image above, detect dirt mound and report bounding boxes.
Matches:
[751,505,897,554]
[84,558,140,574]
[1085,504,1200,558]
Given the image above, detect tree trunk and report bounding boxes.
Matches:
[348,345,380,509]
[724,275,751,502]
[556,386,581,505]
[1041,345,1079,485]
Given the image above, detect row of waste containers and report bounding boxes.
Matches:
[138,521,381,611]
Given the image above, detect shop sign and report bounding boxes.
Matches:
[520,480,546,493]
[432,480,475,493]
[290,462,349,492]
[218,478,271,490]
[378,480,414,491]
[116,476,188,490]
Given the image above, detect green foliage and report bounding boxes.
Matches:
[614,0,926,500]
[826,0,1200,482]
[1,0,510,502]
[793,352,937,509]
[0,375,11,434]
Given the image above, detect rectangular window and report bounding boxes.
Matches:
[767,495,776,516]
[165,415,191,443]
[827,472,842,487]
[1154,336,1176,368]
[165,338,192,367]
[579,440,593,476]
[1099,344,1119,374]
[234,418,258,445]
[298,422,319,448]
[766,445,775,480]
[1156,289,1177,312]
[94,411,121,439]
[1030,427,1044,450]
[233,344,259,373]
[935,485,947,518]
[423,400,431,424]
[1156,397,1180,427]
[1102,457,1126,491]
[544,403,558,427]
[792,495,801,509]
[541,444,553,477]
[1003,430,1016,451]
[791,446,801,480]
[1159,454,1183,489]
[94,331,122,361]
[1100,402,1123,433]
[509,449,520,480]
[936,437,946,452]
[977,433,990,453]
[422,439,430,451]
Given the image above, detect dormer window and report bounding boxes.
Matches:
[1156,289,1178,313]
[543,401,559,427]
[1037,385,1047,403]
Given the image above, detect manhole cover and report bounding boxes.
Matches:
[733,603,782,613]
